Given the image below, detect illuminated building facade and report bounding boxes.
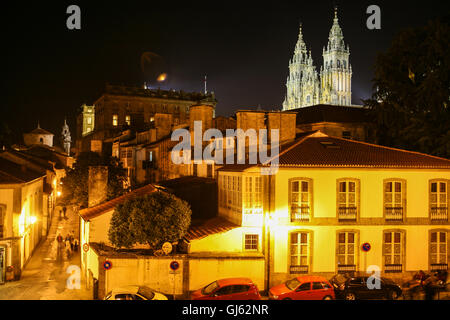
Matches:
[283,8,353,110]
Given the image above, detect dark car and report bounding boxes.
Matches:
[330,275,402,300]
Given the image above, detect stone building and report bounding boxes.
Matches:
[23,123,54,148]
[283,7,353,110]
[75,84,217,154]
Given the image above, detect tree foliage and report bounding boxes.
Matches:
[108,192,192,249]
[364,17,450,158]
[60,152,127,208]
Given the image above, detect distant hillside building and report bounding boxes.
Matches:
[76,84,217,154]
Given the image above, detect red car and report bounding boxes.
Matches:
[191,278,261,300]
[269,275,335,300]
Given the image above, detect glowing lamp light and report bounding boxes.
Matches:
[157,73,167,82]
[57,191,62,197]
[30,216,37,224]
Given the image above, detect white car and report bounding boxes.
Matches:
[104,285,168,300]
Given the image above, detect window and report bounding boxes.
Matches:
[244,234,259,251]
[296,282,310,291]
[207,164,213,178]
[337,180,358,221]
[215,286,233,296]
[383,231,403,273]
[290,232,310,274]
[149,116,155,123]
[430,181,448,221]
[244,176,262,214]
[231,285,250,294]
[125,115,131,126]
[290,179,311,222]
[87,117,92,125]
[219,174,242,213]
[312,282,323,290]
[384,180,405,221]
[112,114,118,126]
[0,205,5,238]
[337,232,356,273]
[430,231,448,271]
[342,131,351,139]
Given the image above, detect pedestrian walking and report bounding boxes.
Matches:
[62,206,67,219]
[74,239,79,252]
[65,239,72,260]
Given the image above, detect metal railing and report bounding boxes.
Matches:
[290,265,309,274]
[430,207,448,221]
[337,264,356,274]
[291,206,310,222]
[385,207,404,221]
[431,263,448,272]
[385,264,403,273]
[338,207,357,221]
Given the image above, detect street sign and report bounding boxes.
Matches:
[103,260,112,270]
[170,261,180,271]
[162,242,173,255]
[83,243,89,252]
[362,242,371,252]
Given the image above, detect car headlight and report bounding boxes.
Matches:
[273,295,279,299]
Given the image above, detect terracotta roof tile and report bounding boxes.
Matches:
[185,217,239,241]
[79,184,157,221]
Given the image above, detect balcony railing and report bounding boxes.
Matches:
[430,207,448,221]
[290,265,309,274]
[385,207,404,221]
[291,206,310,222]
[338,207,357,221]
[337,264,356,274]
[385,264,403,273]
[430,263,448,272]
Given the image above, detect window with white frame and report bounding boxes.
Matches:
[219,174,242,213]
[112,114,118,126]
[337,180,358,221]
[290,232,310,273]
[244,234,258,251]
[430,231,447,268]
[383,231,403,273]
[337,232,356,272]
[384,181,405,221]
[125,115,131,126]
[290,179,311,222]
[430,181,448,221]
[244,176,262,214]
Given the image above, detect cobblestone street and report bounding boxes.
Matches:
[0,206,91,300]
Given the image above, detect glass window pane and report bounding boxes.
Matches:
[431,183,437,193]
[440,182,446,193]
[301,193,308,203]
[291,233,298,244]
[431,232,437,243]
[385,256,392,265]
[384,244,392,254]
[348,245,354,254]
[301,181,308,193]
[337,255,345,265]
[385,233,392,243]
[385,182,392,192]
[338,244,345,254]
[300,256,308,265]
[439,255,446,263]
[349,182,355,192]
[300,245,307,255]
[394,233,401,243]
[339,182,346,193]
[440,232,446,243]
[347,255,354,265]
[339,193,346,204]
[395,182,402,192]
[439,194,447,204]
[338,233,345,243]
[394,255,401,264]
[348,233,355,243]
[292,181,299,193]
[301,233,308,244]
[430,244,437,254]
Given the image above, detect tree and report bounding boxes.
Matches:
[364,17,450,158]
[60,152,127,208]
[108,192,192,249]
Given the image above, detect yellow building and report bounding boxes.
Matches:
[0,157,45,282]
[217,131,450,288]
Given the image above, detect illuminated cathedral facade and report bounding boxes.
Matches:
[283,8,353,110]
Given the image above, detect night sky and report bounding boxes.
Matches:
[3,0,450,146]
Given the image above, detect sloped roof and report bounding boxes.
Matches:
[0,157,45,184]
[185,217,239,241]
[273,133,450,168]
[289,104,369,125]
[29,127,54,135]
[79,184,158,221]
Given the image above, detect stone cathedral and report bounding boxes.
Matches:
[283,8,353,110]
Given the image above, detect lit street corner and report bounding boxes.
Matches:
[0,206,91,300]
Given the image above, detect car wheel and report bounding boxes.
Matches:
[345,292,356,300]
[283,297,292,300]
[388,290,399,300]
[323,295,333,300]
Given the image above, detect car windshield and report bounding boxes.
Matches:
[202,281,219,295]
[285,278,301,291]
[137,286,155,300]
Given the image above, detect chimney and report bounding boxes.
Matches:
[88,166,108,207]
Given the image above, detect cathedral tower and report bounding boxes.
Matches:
[61,119,71,155]
[320,7,352,106]
[283,24,320,110]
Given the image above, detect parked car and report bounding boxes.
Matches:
[330,275,402,300]
[269,275,335,300]
[191,278,261,300]
[104,285,168,300]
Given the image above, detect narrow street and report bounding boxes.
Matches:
[0,205,91,300]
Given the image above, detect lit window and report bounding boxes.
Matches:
[430,231,448,269]
[383,231,404,273]
[125,115,131,126]
[290,179,311,222]
[337,232,356,273]
[149,117,155,123]
[430,181,448,221]
[244,176,262,214]
[112,114,118,126]
[337,179,358,221]
[290,232,310,274]
[384,180,405,221]
[244,234,258,251]
[87,117,92,125]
